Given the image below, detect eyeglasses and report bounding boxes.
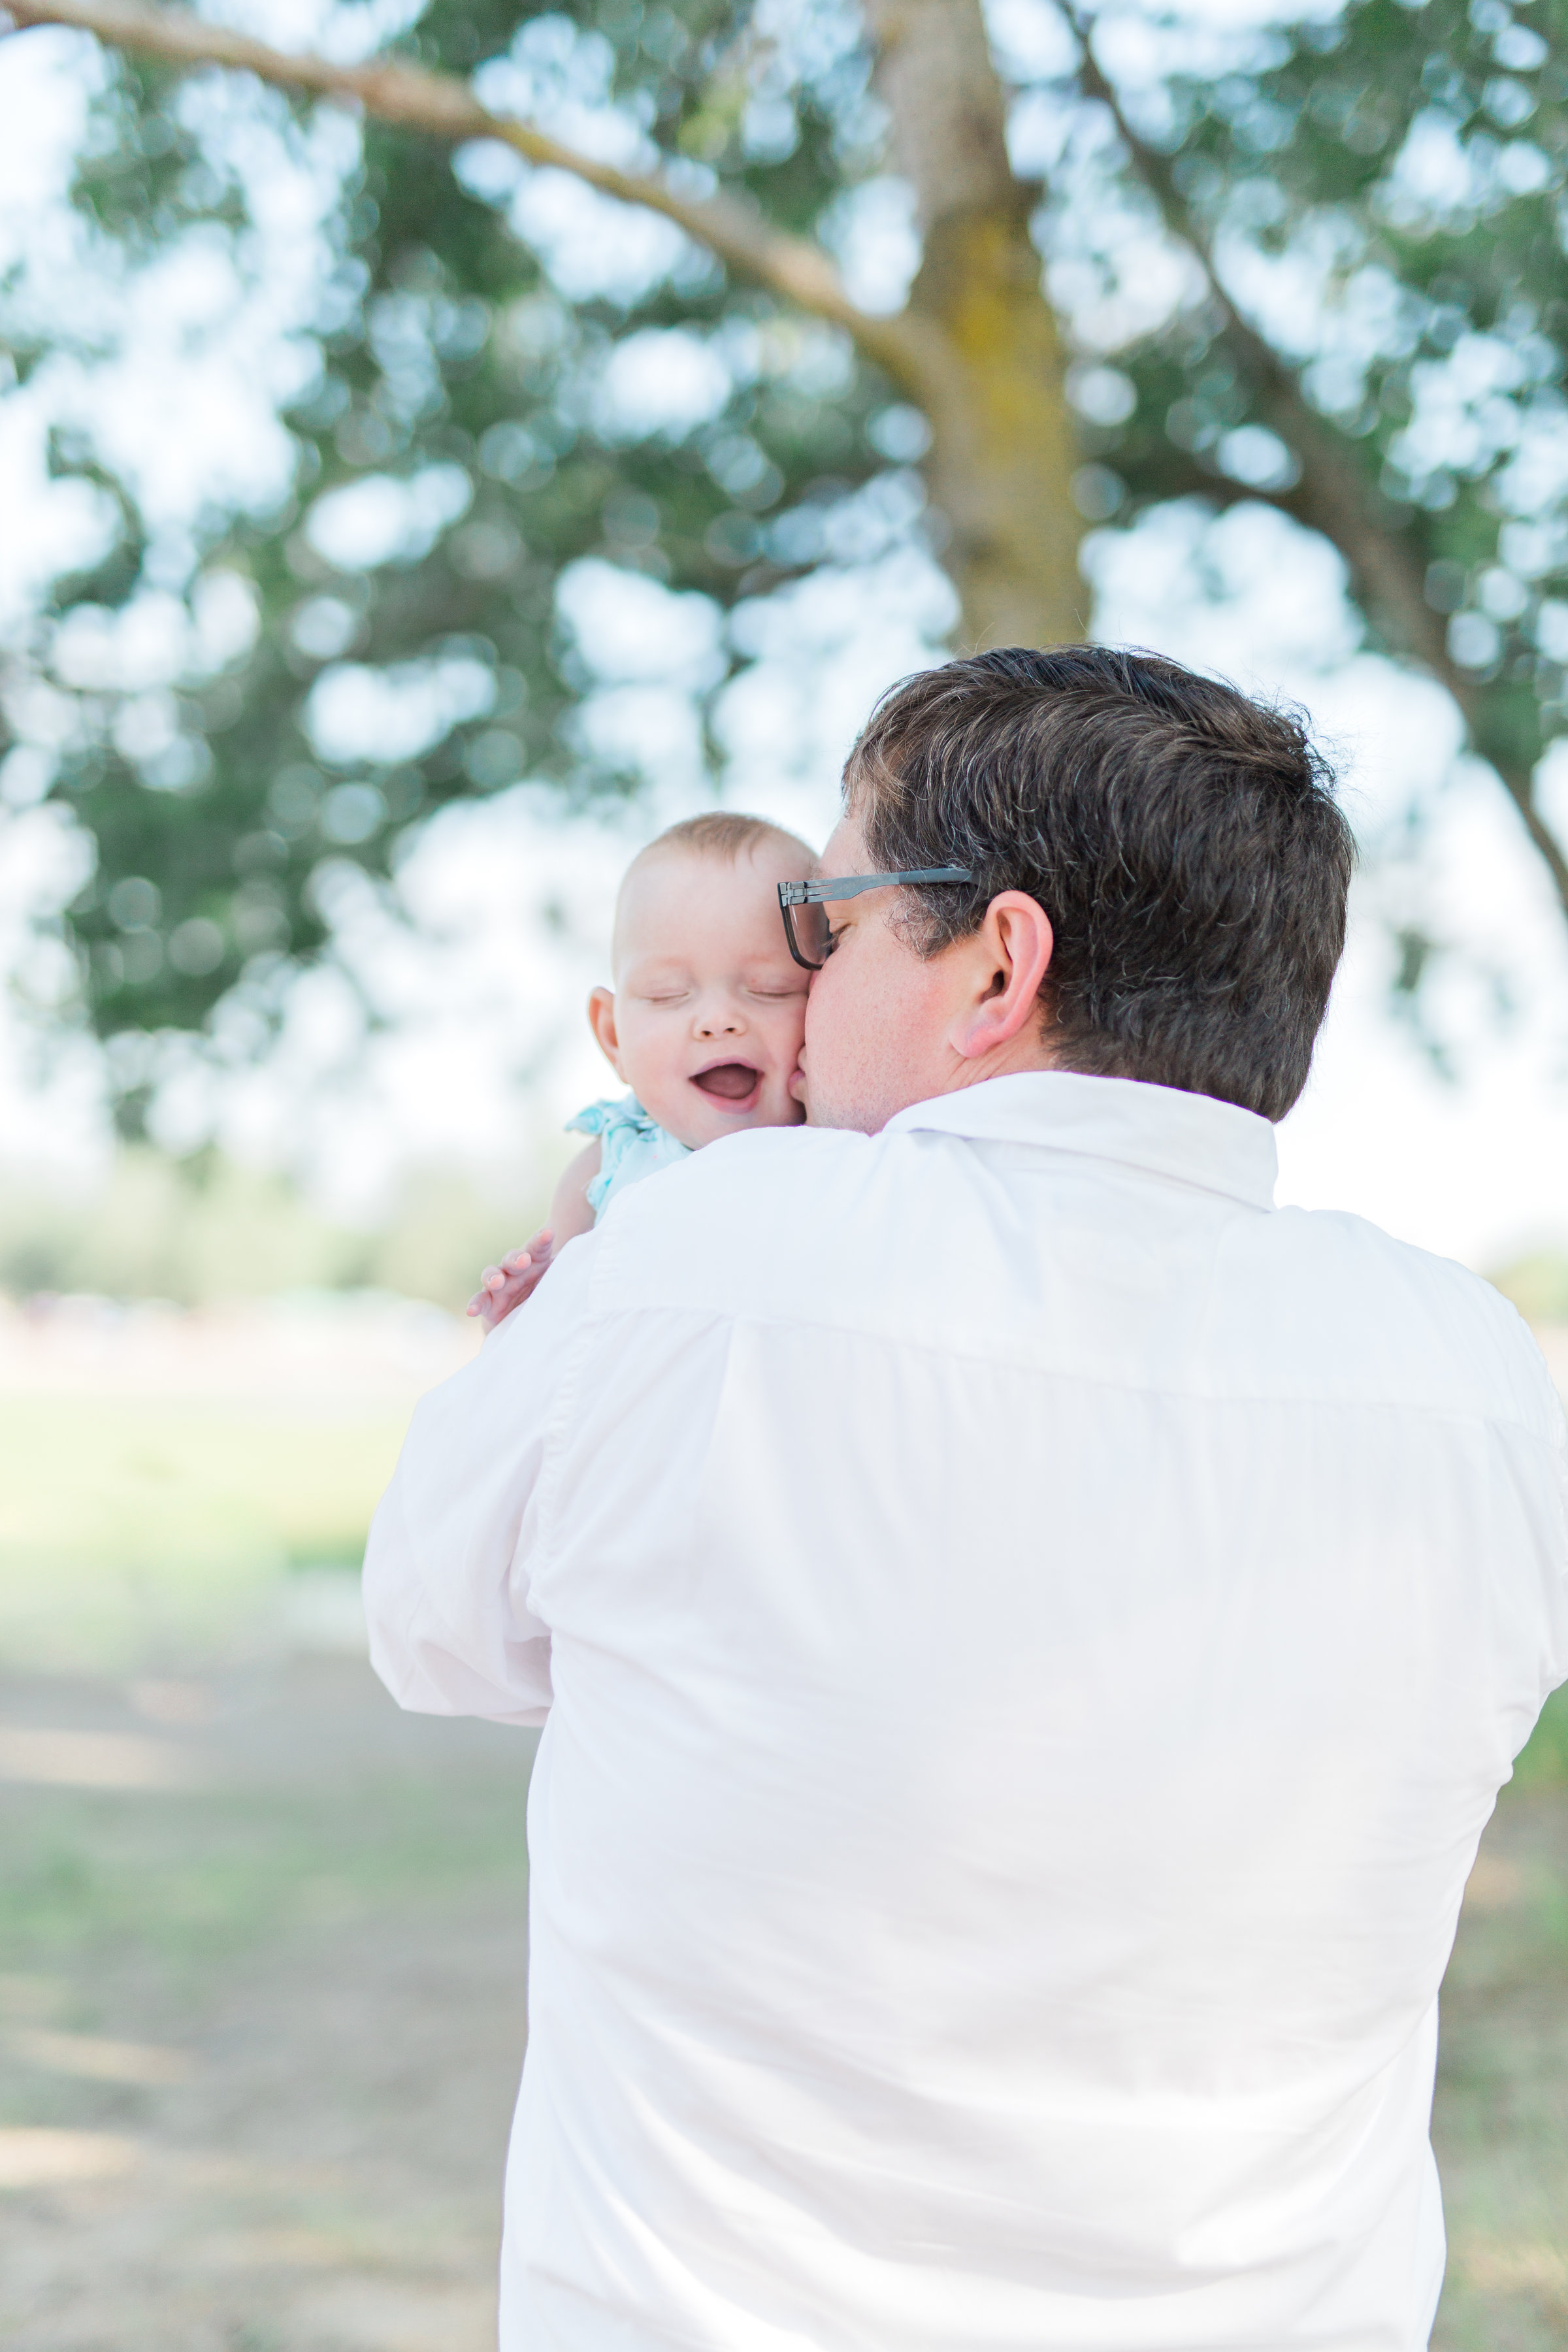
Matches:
[777,866,973,971]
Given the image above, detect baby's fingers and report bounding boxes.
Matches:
[506,1228,553,1270]
[468,1264,523,1320]
[466,1228,556,1326]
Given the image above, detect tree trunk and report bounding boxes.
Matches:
[868,0,1086,649]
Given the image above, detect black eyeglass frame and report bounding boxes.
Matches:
[777,866,974,971]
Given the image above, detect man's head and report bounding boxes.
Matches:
[591,812,816,1149]
[799,645,1354,1134]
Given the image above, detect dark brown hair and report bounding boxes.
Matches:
[845,645,1354,1122]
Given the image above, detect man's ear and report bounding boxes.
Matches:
[950,893,1054,1062]
[587,987,624,1077]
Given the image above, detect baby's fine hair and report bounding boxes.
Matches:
[611,813,817,969]
[632,811,816,872]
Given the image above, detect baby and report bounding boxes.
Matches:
[468,812,817,1328]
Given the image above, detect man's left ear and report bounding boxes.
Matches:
[951,892,1054,1060]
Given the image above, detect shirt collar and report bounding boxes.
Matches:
[882,1071,1278,1209]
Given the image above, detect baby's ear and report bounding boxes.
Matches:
[587,986,623,1075]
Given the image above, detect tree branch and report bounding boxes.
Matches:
[1064,5,1568,922]
[6,0,934,393]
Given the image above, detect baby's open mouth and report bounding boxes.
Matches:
[691,1062,760,1103]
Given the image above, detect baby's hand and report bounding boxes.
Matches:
[466,1227,554,1330]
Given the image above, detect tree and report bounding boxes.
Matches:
[3,0,1567,1096]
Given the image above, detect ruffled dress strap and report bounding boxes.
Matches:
[565,1094,691,1218]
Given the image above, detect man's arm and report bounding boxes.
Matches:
[364,1226,602,1723]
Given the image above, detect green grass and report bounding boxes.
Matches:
[0,1774,528,2004]
[1432,1785,1568,2349]
[1514,1686,1568,1790]
[0,1395,408,1671]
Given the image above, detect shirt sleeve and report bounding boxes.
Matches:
[362,1227,602,1725]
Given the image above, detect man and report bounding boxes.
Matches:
[364,647,1567,2350]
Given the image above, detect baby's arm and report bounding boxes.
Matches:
[547,1143,600,1250]
[466,1143,601,1330]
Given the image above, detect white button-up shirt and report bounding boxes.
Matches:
[364,1073,1568,2351]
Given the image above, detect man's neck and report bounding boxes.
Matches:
[945,1027,1060,1093]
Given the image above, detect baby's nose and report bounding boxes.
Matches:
[695,1000,744,1036]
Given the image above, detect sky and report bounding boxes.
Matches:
[0,1,1565,1275]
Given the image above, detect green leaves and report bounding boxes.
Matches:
[1054,0,1568,929]
[12,3,901,1066]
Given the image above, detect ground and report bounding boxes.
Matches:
[0,1654,531,2352]
[1431,1782,1568,2349]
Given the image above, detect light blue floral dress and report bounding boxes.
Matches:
[566,1094,691,1218]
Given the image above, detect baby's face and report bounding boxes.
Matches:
[594,843,811,1150]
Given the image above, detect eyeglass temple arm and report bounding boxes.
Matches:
[785,866,973,907]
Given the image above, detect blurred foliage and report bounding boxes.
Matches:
[0,1145,549,1309]
[4,0,1568,1110]
[11,0,898,1105]
[1490,1249,1568,1325]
